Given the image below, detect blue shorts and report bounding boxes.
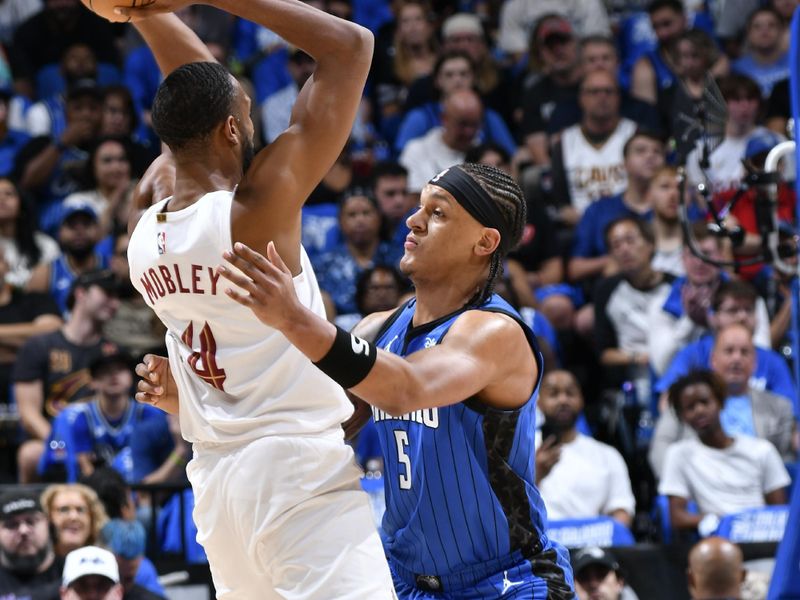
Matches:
[390,543,575,599]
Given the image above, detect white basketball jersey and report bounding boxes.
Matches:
[561,118,637,216]
[128,191,353,444]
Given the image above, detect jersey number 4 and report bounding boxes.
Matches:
[181,322,226,391]
[394,430,412,489]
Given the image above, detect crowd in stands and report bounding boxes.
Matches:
[0,0,798,597]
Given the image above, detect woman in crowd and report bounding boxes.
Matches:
[41,483,109,558]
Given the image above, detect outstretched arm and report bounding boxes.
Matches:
[218,243,538,415]
[131,12,217,76]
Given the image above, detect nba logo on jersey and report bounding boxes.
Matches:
[157,231,166,255]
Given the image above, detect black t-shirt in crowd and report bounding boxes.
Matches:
[0,290,60,404]
[0,557,63,600]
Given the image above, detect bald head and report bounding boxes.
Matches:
[687,537,745,599]
[441,89,483,152]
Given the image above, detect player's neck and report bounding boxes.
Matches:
[169,157,239,210]
[412,276,483,325]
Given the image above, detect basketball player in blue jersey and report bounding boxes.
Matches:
[203,163,577,598]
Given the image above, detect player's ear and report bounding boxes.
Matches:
[475,228,501,257]
[222,115,239,146]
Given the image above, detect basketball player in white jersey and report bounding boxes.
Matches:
[119,1,395,598]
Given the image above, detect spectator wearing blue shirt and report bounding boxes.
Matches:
[568,130,665,284]
[731,8,790,98]
[655,280,796,402]
[314,189,403,316]
[650,324,796,477]
[0,87,30,177]
[394,50,516,157]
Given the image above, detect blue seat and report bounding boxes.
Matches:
[653,494,698,544]
[715,506,789,543]
[546,516,635,549]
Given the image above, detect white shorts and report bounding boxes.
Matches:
[186,433,397,599]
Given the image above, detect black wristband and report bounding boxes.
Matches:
[313,326,377,389]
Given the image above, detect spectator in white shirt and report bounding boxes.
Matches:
[659,370,789,535]
[535,369,636,527]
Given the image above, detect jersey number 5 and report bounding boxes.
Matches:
[394,430,412,490]
[181,321,226,391]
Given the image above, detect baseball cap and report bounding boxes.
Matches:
[0,490,43,523]
[744,130,783,160]
[572,547,621,576]
[442,13,483,39]
[536,16,573,45]
[59,200,98,226]
[62,546,120,588]
[66,78,102,103]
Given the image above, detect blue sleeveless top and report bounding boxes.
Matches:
[373,294,551,583]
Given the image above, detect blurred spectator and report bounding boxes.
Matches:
[731,8,789,98]
[9,0,118,100]
[594,217,673,394]
[648,166,685,277]
[394,50,516,156]
[314,189,401,315]
[306,149,355,206]
[26,202,109,315]
[0,489,61,600]
[685,74,775,196]
[771,0,798,52]
[0,87,31,177]
[631,0,728,106]
[334,264,409,331]
[13,269,120,483]
[547,36,662,136]
[536,370,635,526]
[0,177,60,288]
[752,224,798,351]
[41,483,108,558]
[14,79,104,235]
[659,370,789,534]
[572,547,633,600]
[372,161,414,248]
[650,322,796,476]
[520,14,582,166]
[80,467,135,522]
[0,245,62,406]
[434,13,515,125]
[63,137,135,236]
[60,545,122,600]
[99,520,165,600]
[261,48,316,145]
[103,231,165,357]
[25,44,98,139]
[655,280,793,398]
[399,88,482,192]
[550,70,637,226]
[646,223,771,376]
[39,352,169,483]
[100,86,156,178]
[497,0,611,58]
[687,537,746,600]
[369,0,438,142]
[568,130,665,283]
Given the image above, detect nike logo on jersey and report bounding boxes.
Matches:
[501,571,524,595]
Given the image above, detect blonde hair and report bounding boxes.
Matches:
[41,483,109,547]
[393,0,438,86]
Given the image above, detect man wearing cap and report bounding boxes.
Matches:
[14,268,120,483]
[0,489,61,599]
[497,1,610,59]
[60,546,122,600]
[27,201,110,316]
[572,547,631,600]
[14,77,103,235]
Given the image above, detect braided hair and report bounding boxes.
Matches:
[457,163,527,306]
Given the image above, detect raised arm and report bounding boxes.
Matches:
[132,12,216,76]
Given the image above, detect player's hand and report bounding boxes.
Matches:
[218,241,303,331]
[113,0,193,21]
[135,354,179,414]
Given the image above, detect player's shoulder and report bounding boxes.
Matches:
[448,308,527,349]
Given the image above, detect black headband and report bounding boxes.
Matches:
[428,166,512,254]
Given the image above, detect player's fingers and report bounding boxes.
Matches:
[225,286,255,307]
[137,378,164,396]
[217,265,261,296]
[135,392,159,406]
[266,241,291,274]
[222,248,281,281]
[135,362,159,384]
[232,242,272,269]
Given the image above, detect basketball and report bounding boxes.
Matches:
[80,0,155,22]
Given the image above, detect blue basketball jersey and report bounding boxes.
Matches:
[373,294,569,593]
